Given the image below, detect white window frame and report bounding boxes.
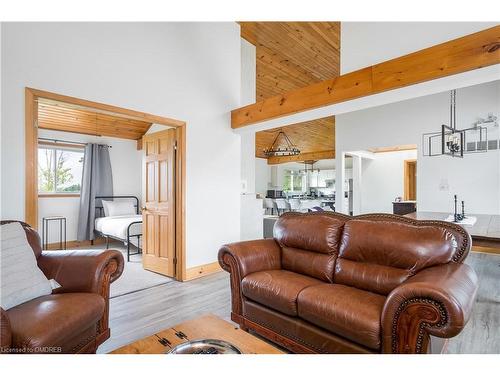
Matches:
[37,144,85,196]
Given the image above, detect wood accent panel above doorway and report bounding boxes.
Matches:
[240,22,340,163]
[38,98,152,140]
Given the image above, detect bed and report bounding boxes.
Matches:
[94,196,142,262]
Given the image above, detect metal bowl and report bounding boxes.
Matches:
[166,339,242,354]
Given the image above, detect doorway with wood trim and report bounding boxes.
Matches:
[404,159,417,201]
[24,87,187,281]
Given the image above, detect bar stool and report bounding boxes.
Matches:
[289,198,301,212]
[42,216,67,250]
[263,198,275,215]
[274,199,289,216]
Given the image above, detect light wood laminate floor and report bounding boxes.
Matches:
[99,252,500,354]
[98,271,231,353]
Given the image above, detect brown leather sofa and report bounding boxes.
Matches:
[0,221,124,354]
[219,212,478,354]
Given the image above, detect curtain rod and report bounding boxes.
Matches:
[38,137,112,148]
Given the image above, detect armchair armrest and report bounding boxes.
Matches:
[1,308,12,351]
[37,249,124,295]
[382,263,478,353]
[218,239,281,317]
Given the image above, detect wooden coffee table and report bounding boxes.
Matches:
[110,314,283,354]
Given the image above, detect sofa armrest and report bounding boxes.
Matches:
[218,239,281,317]
[1,308,12,352]
[218,239,281,279]
[37,249,124,295]
[381,263,478,353]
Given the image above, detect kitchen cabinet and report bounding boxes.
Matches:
[311,170,334,188]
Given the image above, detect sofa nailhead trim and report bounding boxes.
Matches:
[391,297,448,354]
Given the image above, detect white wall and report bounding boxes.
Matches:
[1,22,242,268]
[238,37,263,240]
[359,150,417,214]
[255,158,270,197]
[341,22,498,74]
[37,129,142,243]
[336,80,500,215]
[240,39,257,194]
[240,39,256,107]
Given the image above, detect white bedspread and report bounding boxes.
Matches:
[95,215,142,239]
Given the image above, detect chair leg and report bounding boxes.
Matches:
[127,240,130,262]
[106,236,109,249]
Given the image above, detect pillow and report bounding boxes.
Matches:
[0,222,54,310]
[102,200,136,217]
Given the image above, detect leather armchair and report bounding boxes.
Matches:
[0,221,124,354]
[219,212,478,354]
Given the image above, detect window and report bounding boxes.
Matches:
[38,146,84,194]
[283,170,305,192]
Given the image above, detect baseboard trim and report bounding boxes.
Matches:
[472,246,500,255]
[44,238,120,250]
[184,261,222,281]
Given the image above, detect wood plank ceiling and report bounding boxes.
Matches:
[240,22,340,162]
[38,98,152,140]
[255,117,335,158]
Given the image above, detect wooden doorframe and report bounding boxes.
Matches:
[25,87,187,281]
[403,159,417,201]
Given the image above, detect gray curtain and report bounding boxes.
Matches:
[77,144,113,241]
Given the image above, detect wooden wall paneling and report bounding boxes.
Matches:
[233,25,500,129]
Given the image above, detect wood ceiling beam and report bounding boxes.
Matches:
[232,25,500,129]
[266,149,335,165]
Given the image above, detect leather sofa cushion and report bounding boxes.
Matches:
[335,220,456,295]
[243,300,376,353]
[7,293,104,351]
[242,270,323,316]
[274,213,347,254]
[335,258,410,295]
[297,284,385,350]
[282,247,336,283]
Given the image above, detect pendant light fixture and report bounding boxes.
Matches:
[263,130,300,157]
[422,89,495,158]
